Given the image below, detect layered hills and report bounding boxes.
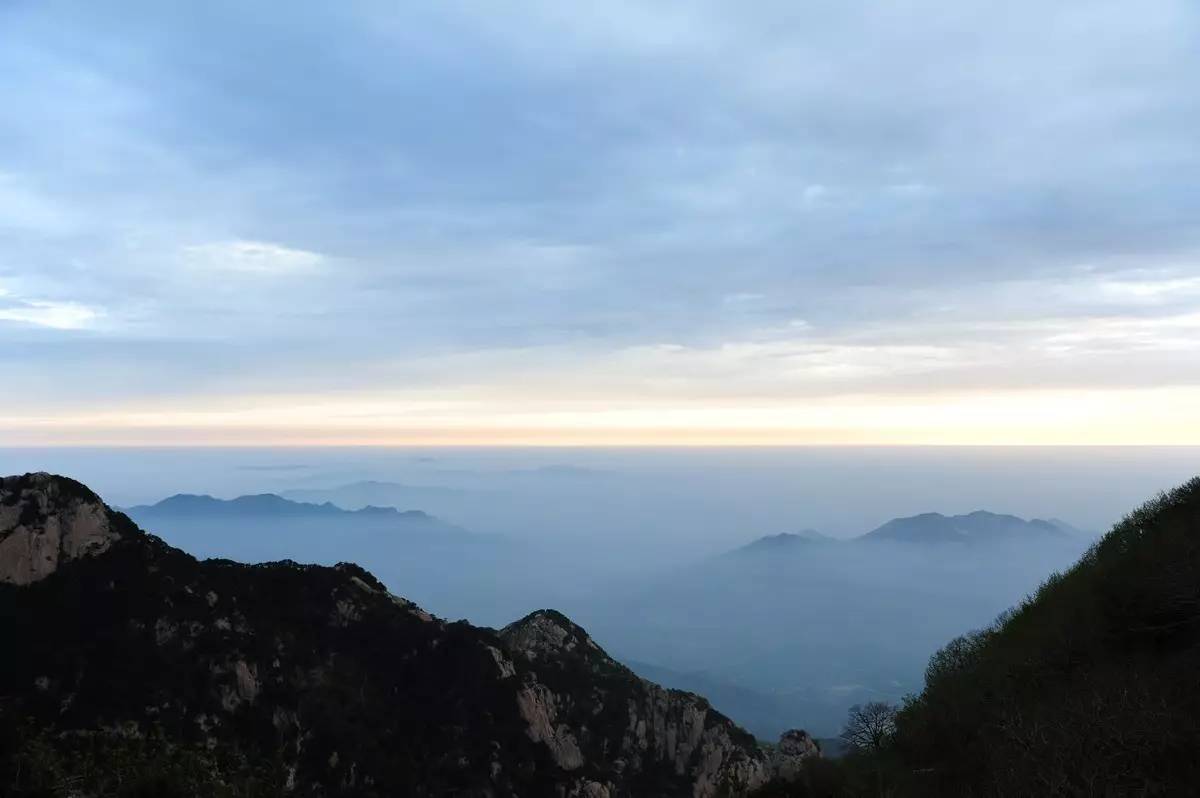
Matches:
[0,473,817,797]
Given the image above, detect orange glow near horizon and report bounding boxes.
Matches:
[4,386,1200,446]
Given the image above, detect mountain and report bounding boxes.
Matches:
[0,473,818,796]
[885,477,1200,795]
[128,492,437,522]
[857,510,1072,544]
[281,481,466,511]
[121,492,472,568]
[730,512,1078,554]
[732,529,835,556]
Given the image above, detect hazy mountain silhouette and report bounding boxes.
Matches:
[281,480,466,511]
[732,529,835,555]
[857,510,1073,544]
[128,492,434,521]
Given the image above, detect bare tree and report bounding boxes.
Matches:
[840,701,897,752]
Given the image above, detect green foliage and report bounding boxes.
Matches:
[891,477,1200,796]
[0,718,280,797]
[754,477,1200,797]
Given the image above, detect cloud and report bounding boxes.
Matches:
[0,300,99,330]
[1091,274,1200,304]
[1,1,1199,441]
[180,241,324,276]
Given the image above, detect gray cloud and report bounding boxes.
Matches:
[2,0,1199,419]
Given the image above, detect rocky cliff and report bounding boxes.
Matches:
[0,473,122,585]
[0,473,818,797]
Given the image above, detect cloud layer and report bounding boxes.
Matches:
[2,1,1199,442]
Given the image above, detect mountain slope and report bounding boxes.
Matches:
[893,477,1200,795]
[0,473,815,797]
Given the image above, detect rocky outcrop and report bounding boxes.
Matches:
[770,729,822,780]
[0,473,123,585]
[0,473,820,797]
[499,610,817,797]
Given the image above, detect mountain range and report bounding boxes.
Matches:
[281,480,467,512]
[128,492,436,522]
[0,473,819,797]
[733,510,1082,554]
[858,510,1076,544]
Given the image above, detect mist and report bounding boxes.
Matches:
[3,446,1196,736]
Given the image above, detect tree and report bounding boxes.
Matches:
[840,701,897,753]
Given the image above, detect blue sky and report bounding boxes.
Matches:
[3,1,1200,444]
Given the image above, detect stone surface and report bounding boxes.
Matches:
[0,473,122,585]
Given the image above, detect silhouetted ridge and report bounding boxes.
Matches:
[734,530,833,554]
[858,510,1071,544]
[128,492,434,521]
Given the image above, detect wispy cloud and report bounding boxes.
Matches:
[1,1,1198,442]
[0,300,100,330]
[180,241,324,276]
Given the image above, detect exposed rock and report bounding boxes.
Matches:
[567,780,614,797]
[516,681,585,770]
[487,644,517,679]
[770,729,822,780]
[0,473,123,585]
[499,610,779,797]
[234,660,259,703]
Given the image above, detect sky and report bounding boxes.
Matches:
[2,0,1199,445]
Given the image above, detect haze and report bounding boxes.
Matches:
[6,446,1198,736]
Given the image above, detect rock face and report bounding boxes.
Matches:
[770,730,822,780]
[0,473,818,797]
[498,610,783,797]
[0,473,123,585]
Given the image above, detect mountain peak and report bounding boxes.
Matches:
[500,609,609,665]
[0,472,129,585]
[734,529,834,555]
[859,509,1071,544]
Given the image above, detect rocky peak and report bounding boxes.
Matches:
[0,472,126,585]
[496,610,821,796]
[500,609,610,666]
[771,729,822,780]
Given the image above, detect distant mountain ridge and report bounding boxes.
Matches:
[128,492,433,521]
[733,511,1078,553]
[733,529,834,555]
[122,492,472,566]
[281,480,466,511]
[858,510,1074,544]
